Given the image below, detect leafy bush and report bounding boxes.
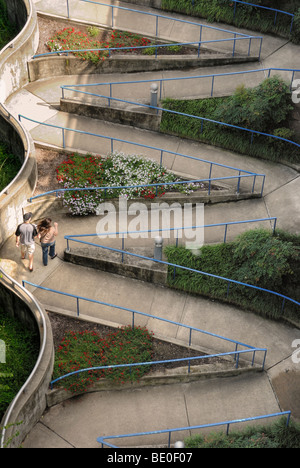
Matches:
[184,417,300,448]
[52,326,154,393]
[165,228,300,320]
[161,0,296,39]
[291,8,300,43]
[0,143,21,193]
[213,77,293,133]
[160,77,300,164]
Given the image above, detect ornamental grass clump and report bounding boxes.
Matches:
[56,151,203,215]
[52,326,154,393]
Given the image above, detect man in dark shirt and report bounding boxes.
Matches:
[15,212,38,272]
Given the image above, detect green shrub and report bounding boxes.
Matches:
[160,77,300,164]
[184,417,300,448]
[213,76,293,133]
[165,228,300,321]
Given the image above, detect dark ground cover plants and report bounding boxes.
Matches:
[0,311,39,421]
[165,228,300,322]
[0,143,22,193]
[184,416,300,448]
[161,0,300,43]
[160,76,300,164]
[0,0,18,51]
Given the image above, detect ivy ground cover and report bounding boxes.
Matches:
[56,151,203,215]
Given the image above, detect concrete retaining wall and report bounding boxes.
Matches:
[0,0,39,248]
[0,271,54,449]
[0,0,54,449]
[28,54,257,82]
[60,98,162,132]
[0,0,39,103]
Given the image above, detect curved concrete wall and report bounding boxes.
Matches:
[0,0,54,448]
[0,269,54,449]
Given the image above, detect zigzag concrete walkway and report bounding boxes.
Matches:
[1,0,300,448]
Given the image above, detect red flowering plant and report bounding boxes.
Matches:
[46,27,109,63]
[52,326,154,393]
[47,27,152,63]
[56,153,104,215]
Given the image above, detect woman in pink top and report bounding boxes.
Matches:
[37,218,58,266]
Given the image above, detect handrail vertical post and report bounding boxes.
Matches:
[122,236,125,263]
[232,33,237,57]
[224,224,228,243]
[168,431,171,448]
[109,83,112,107]
[233,1,237,20]
[235,351,240,369]
[111,6,114,28]
[211,76,215,97]
[189,328,192,346]
[251,350,256,366]
[252,174,256,193]
[198,25,202,57]
[236,171,241,193]
[76,297,80,316]
[258,38,263,61]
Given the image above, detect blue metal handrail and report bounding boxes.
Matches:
[21,279,268,388]
[26,174,263,203]
[201,0,295,33]
[33,36,261,60]
[97,411,291,448]
[21,279,262,352]
[18,114,266,202]
[65,217,277,246]
[64,235,300,314]
[60,86,300,151]
[61,67,300,100]
[37,0,264,60]
[80,0,258,38]
[48,348,266,389]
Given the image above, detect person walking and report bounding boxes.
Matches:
[37,218,59,266]
[15,212,38,272]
